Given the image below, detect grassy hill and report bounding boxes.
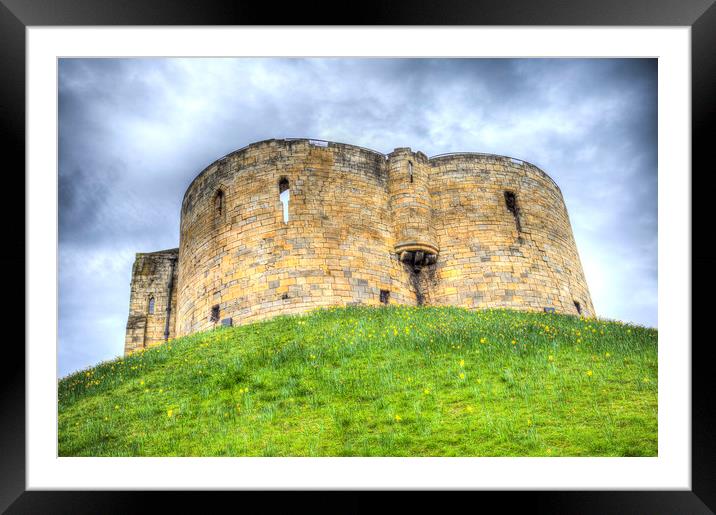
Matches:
[59,306,657,457]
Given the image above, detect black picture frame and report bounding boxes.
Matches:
[2,0,713,512]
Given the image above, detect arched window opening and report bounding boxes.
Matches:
[279,178,290,223]
[408,161,413,183]
[148,296,155,314]
[214,189,224,217]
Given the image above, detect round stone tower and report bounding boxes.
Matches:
[125,138,594,352]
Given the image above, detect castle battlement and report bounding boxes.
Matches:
[125,138,594,354]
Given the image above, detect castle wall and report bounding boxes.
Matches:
[124,248,179,354]
[125,139,595,354]
[175,139,415,337]
[428,154,594,315]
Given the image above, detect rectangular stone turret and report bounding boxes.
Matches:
[124,248,179,354]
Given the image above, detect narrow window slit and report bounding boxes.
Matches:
[408,161,413,183]
[214,189,224,216]
[279,178,290,223]
[148,296,155,314]
[574,301,582,315]
[504,191,522,233]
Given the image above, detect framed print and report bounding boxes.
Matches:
[3,0,714,512]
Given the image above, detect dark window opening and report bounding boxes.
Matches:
[574,301,582,315]
[279,178,290,223]
[210,305,220,323]
[148,296,155,314]
[380,289,390,305]
[504,191,522,233]
[408,161,413,183]
[281,293,289,300]
[214,189,224,216]
[504,191,517,212]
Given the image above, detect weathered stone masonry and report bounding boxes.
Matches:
[124,138,594,354]
[124,248,178,354]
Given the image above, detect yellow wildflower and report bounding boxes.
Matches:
[459,373,465,380]
[394,414,402,422]
[586,370,593,377]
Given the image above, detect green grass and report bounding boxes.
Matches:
[59,306,657,457]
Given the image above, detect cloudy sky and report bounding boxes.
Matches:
[59,58,657,377]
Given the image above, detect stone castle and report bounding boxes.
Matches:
[124,138,594,354]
